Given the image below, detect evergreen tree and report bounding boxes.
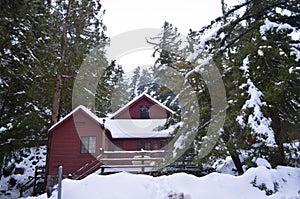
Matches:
[137,68,153,95]
[190,0,300,171]
[49,0,107,124]
[148,22,210,168]
[0,0,53,173]
[0,0,109,175]
[95,62,124,117]
[147,21,188,114]
[110,72,130,113]
[129,66,141,99]
[149,0,299,173]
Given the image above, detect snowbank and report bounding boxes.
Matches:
[25,166,300,199]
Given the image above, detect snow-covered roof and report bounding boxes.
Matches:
[48,105,173,138]
[104,119,171,138]
[48,105,102,132]
[109,92,174,119]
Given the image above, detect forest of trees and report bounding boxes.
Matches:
[0,0,299,179]
[148,0,300,174]
[0,0,120,175]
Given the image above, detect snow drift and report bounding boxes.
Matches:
[25,166,300,199]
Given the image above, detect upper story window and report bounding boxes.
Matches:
[80,136,96,154]
[139,105,149,119]
[137,141,151,150]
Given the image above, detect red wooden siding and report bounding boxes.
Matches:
[48,109,104,176]
[113,96,171,119]
[109,138,166,151]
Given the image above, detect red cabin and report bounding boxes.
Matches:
[46,93,174,186]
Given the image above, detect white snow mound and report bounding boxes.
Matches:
[25,166,300,199]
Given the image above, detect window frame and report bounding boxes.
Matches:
[139,105,150,119]
[137,141,151,150]
[80,136,96,154]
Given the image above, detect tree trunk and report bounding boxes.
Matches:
[50,74,63,126]
[230,151,244,175]
[0,150,5,179]
[50,0,72,126]
[270,107,286,166]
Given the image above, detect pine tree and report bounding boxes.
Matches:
[191,0,300,170]
[147,21,188,112]
[137,68,153,95]
[0,0,53,173]
[0,0,109,175]
[95,62,124,117]
[110,72,130,113]
[149,1,299,173]
[49,0,108,124]
[129,66,141,99]
[148,22,211,168]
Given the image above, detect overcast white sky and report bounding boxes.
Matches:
[100,0,224,72]
[101,0,223,36]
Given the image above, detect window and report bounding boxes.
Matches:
[80,136,96,154]
[139,105,149,119]
[137,141,151,150]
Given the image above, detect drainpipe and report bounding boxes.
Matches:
[102,119,106,150]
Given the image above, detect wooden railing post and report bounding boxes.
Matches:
[141,151,145,173]
[32,166,37,196]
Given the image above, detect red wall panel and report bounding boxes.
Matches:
[114,96,171,119]
[48,110,103,175]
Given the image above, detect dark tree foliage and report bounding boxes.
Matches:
[192,0,300,171]
[149,0,300,174]
[0,0,109,174]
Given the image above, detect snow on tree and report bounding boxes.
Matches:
[0,0,109,192]
[190,0,300,170]
[147,0,300,173]
[236,56,275,146]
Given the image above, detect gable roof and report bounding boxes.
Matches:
[48,104,173,138]
[109,92,174,119]
[48,105,102,132]
[48,93,175,137]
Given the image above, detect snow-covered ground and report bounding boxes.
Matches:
[0,146,46,198]
[26,165,300,199]
[1,146,299,199]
